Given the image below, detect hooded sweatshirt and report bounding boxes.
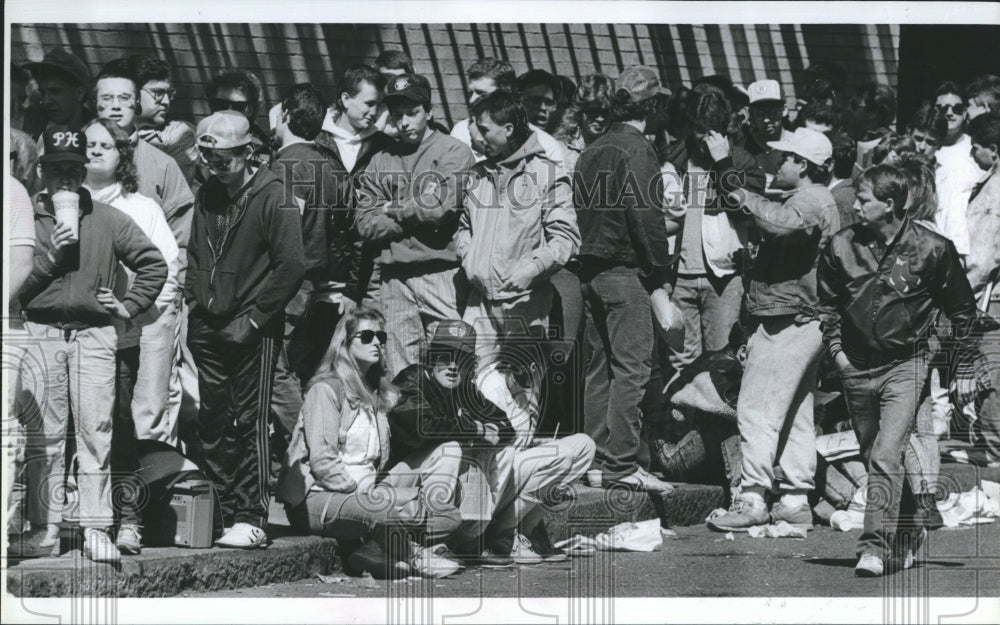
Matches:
[185,166,305,333]
[455,132,580,301]
[354,129,475,269]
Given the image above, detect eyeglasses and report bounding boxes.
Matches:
[143,86,176,102]
[354,330,388,345]
[936,102,967,115]
[209,98,250,114]
[97,93,136,106]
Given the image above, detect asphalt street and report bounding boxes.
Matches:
[188,523,1000,599]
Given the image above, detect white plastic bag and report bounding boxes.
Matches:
[595,519,664,552]
[651,289,685,352]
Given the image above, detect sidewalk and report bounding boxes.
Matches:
[6,461,997,598]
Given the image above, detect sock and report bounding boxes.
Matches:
[741,490,766,506]
[780,493,808,508]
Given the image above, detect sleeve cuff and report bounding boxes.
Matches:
[123,300,142,318]
[249,307,269,329]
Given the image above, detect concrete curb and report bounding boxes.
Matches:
[6,533,340,598]
[8,462,992,598]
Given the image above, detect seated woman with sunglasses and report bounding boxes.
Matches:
[276,307,463,579]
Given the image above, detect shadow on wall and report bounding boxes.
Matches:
[12,22,903,131]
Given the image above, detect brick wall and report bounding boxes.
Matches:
[11,23,900,129]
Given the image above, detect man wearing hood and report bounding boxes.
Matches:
[457,89,581,446]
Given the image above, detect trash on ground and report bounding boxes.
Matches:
[747,521,807,539]
[595,519,664,552]
[553,534,597,556]
[317,574,347,584]
[724,532,735,542]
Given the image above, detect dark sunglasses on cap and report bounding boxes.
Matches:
[209,98,251,114]
[936,102,967,115]
[354,330,388,345]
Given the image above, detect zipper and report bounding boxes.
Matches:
[205,177,258,308]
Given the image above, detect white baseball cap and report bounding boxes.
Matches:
[767,127,833,165]
[748,79,782,104]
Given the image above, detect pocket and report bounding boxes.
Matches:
[201,268,239,318]
[219,314,257,346]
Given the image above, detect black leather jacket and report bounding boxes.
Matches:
[817,220,978,369]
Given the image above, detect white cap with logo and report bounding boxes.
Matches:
[767,127,833,165]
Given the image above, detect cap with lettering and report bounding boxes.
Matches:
[767,127,833,165]
[23,48,91,88]
[383,74,432,107]
[617,66,671,103]
[39,125,88,164]
[429,319,477,356]
[748,79,782,104]
[196,110,261,149]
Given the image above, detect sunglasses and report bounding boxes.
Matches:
[197,146,242,168]
[209,98,251,114]
[936,102,967,115]
[354,330,388,345]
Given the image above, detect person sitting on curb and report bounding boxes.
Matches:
[388,319,517,568]
[276,307,462,579]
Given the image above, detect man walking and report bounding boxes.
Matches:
[818,164,979,576]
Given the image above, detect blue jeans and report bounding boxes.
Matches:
[580,267,654,480]
[841,355,929,560]
[669,273,744,371]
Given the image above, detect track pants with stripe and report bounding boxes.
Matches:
[188,315,279,529]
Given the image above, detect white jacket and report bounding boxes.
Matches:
[88,183,180,322]
[451,117,567,168]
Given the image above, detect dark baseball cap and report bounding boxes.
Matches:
[23,48,91,88]
[383,73,432,107]
[617,66,671,102]
[39,125,88,164]
[429,320,477,356]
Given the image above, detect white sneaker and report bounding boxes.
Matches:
[613,468,675,494]
[510,534,543,565]
[83,528,121,563]
[215,522,268,549]
[12,524,61,558]
[855,553,884,577]
[410,542,461,578]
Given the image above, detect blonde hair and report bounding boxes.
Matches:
[310,306,398,414]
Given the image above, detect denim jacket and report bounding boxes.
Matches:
[573,123,676,286]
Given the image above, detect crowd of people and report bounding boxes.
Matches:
[5,43,1000,581]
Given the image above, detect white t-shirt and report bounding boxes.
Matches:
[935,135,984,256]
[339,405,382,484]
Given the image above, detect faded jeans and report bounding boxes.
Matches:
[380,265,468,379]
[131,302,181,445]
[841,355,929,560]
[669,273,744,371]
[737,317,824,496]
[580,267,654,480]
[21,322,117,528]
[289,442,462,554]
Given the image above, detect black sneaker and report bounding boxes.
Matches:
[463,548,515,568]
